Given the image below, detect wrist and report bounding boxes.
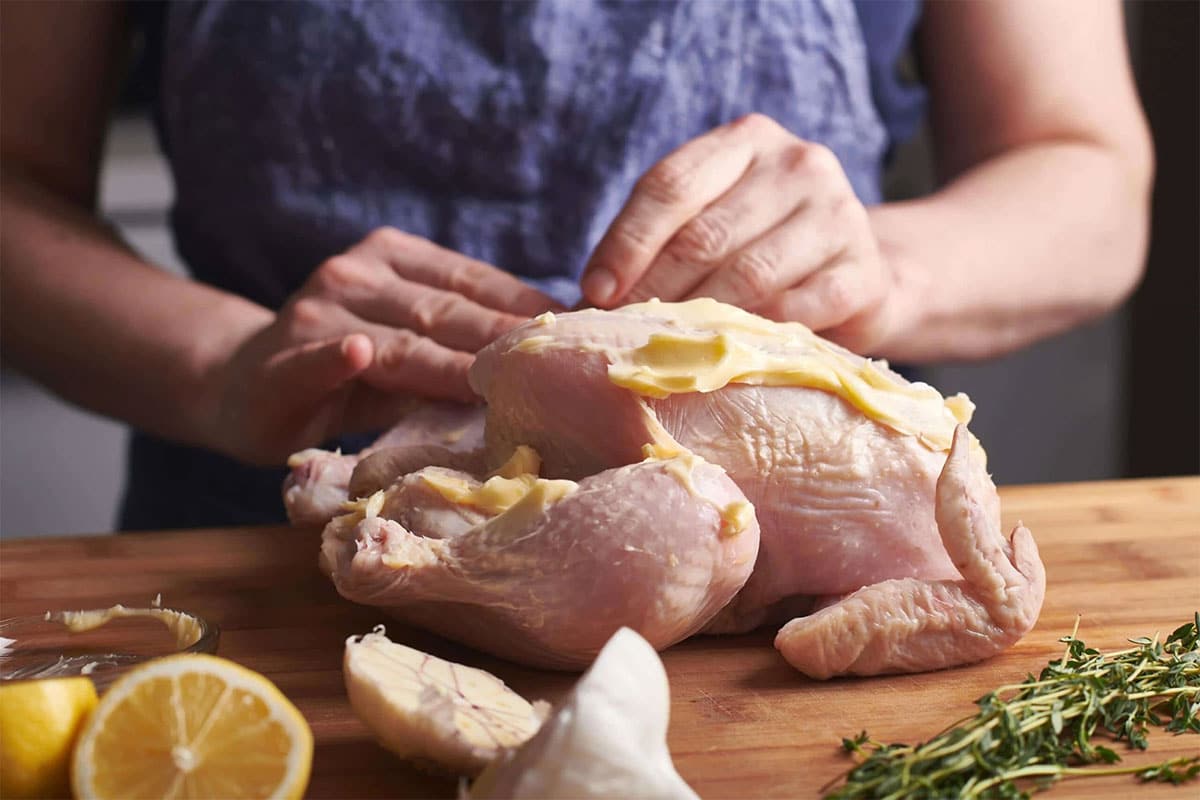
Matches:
[862,205,928,359]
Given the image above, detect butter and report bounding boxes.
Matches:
[490,445,542,479]
[605,298,973,452]
[641,441,682,460]
[441,425,470,445]
[514,335,555,353]
[420,446,576,517]
[719,500,755,538]
[48,604,205,650]
[342,490,386,519]
[512,313,558,351]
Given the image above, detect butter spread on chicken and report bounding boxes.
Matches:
[286,299,1045,678]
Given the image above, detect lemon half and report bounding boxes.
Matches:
[0,676,98,799]
[71,654,312,800]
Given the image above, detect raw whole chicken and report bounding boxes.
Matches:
[287,299,1045,678]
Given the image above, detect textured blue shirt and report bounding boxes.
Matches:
[122,0,925,529]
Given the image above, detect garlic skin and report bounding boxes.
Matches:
[469,627,698,799]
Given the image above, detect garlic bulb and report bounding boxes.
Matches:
[344,626,547,775]
[469,627,698,799]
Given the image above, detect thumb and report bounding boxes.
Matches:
[264,334,375,453]
[266,333,374,400]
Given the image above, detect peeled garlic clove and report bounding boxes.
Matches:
[469,627,698,799]
[344,627,547,776]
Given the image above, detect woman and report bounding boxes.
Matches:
[0,1,1152,528]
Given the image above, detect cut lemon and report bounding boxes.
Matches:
[0,676,98,799]
[71,654,312,800]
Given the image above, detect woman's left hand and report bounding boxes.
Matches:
[580,113,896,352]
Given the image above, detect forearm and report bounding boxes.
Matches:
[0,170,272,449]
[869,139,1150,362]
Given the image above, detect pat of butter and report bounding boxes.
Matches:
[421,472,576,516]
[607,298,974,453]
[720,500,755,538]
[490,445,541,479]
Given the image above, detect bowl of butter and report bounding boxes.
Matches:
[0,598,219,690]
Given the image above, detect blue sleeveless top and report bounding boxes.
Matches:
[120,0,925,530]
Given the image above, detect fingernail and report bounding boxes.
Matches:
[583,269,618,306]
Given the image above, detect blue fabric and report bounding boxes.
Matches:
[852,0,926,159]
[120,0,925,530]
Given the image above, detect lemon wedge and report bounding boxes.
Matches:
[71,654,312,800]
[0,676,98,799]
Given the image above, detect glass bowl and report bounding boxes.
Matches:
[0,605,219,690]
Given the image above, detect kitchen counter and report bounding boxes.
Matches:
[2,476,1197,798]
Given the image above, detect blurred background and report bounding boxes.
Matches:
[1,2,1196,537]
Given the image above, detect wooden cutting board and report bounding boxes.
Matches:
[2,476,1197,798]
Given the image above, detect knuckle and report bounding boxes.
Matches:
[669,210,734,263]
[637,159,694,206]
[728,251,780,301]
[616,219,659,256]
[820,270,861,318]
[379,329,423,370]
[828,191,853,220]
[411,292,459,333]
[487,312,523,342]
[744,112,782,134]
[444,260,491,295]
[315,255,369,295]
[733,112,781,136]
[822,199,871,264]
[600,216,660,266]
[785,141,841,180]
[365,226,411,250]
[286,297,326,333]
[805,142,843,178]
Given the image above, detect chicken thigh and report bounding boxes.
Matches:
[288,299,1045,678]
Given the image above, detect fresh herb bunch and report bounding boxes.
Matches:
[825,614,1200,799]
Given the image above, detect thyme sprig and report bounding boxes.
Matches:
[825,614,1200,799]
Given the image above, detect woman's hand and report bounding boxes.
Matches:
[207,228,562,464]
[580,113,897,351]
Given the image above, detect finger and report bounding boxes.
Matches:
[260,334,374,450]
[356,227,563,316]
[265,333,373,400]
[358,322,478,403]
[684,204,846,310]
[344,274,528,353]
[755,259,885,333]
[623,155,811,304]
[580,114,773,307]
[287,300,477,401]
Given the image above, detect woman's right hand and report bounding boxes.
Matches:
[205,227,562,465]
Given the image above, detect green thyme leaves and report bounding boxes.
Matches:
[825,614,1200,799]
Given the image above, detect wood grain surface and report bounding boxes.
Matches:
[2,476,1197,799]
